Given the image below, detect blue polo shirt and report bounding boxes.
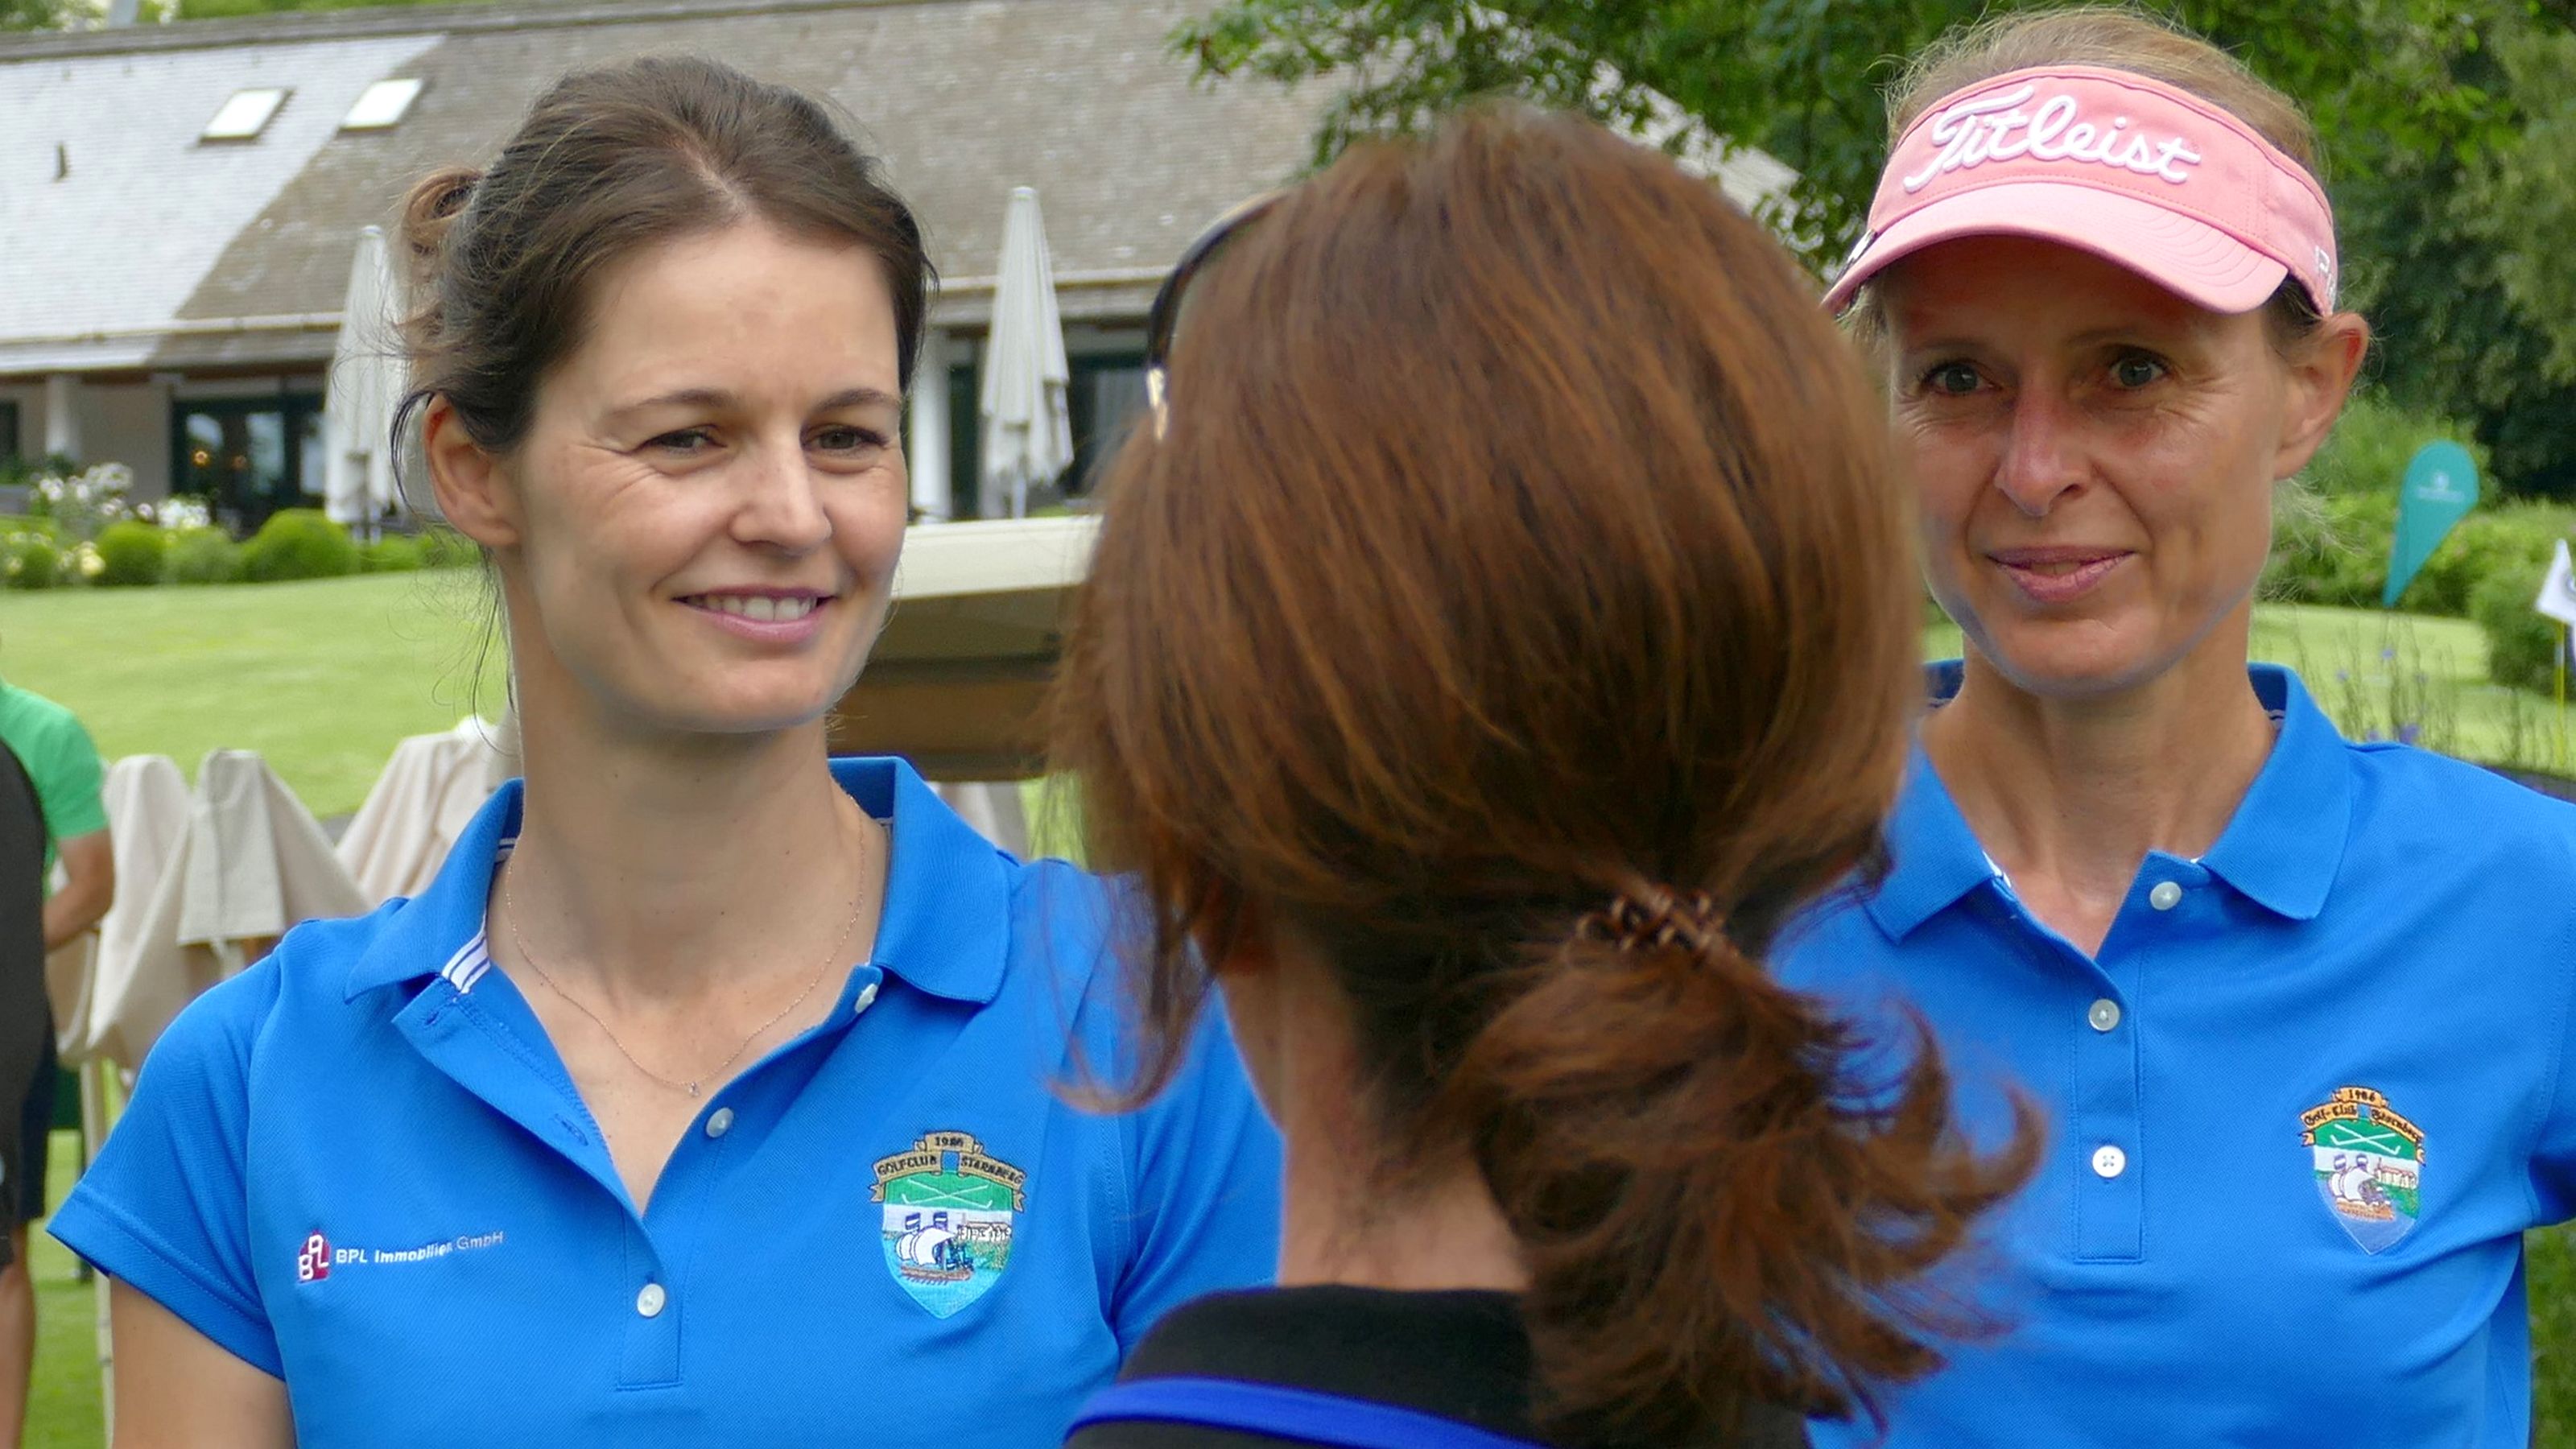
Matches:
[1779,664,2576,1448]
[52,758,1281,1447]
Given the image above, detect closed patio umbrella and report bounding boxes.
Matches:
[324,225,405,539]
[336,713,518,906]
[47,753,190,1063]
[89,750,368,1069]
[977,188,1074,519]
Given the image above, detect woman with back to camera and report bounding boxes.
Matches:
[1051,107,2039,1449]
[1779,8,2576,1446]
[49,56,1278,1448]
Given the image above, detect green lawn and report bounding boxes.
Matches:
[10,574,2576,1442]
[27,1131,105,1449]
[2541,1226,2576,1447]
[0,572,507,819]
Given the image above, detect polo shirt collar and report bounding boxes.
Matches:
[341,774,521,1001]
[344,757,1013,1005]
[1863,738,2000,943]
[2197,664,2351,922]
[839,757,1012,1005]
[1864,662,2351,941]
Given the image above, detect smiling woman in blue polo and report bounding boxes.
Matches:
[48,56,1278,1449]
[1781,10,2576,1448]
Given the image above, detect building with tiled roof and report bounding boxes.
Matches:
[0,0,1793,533]
[0,0,1329,527]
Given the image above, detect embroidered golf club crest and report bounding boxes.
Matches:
[2300,1086,2425,1253]
[872,1131,1026,1318]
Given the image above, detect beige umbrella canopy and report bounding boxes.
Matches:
[85,751,369,1068]
[336,713,519,906]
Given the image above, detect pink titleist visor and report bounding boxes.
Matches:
[1823,64,2338,316]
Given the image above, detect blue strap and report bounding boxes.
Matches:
[1069,1376,1547,1449]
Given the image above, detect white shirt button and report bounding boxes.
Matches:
[2087,998,2122,1032]
[635,1282,667,1318]
[2091,1144,2128,1179]
[855,982,879,1013]
[2149,881,2184,911]
[704,1108,735,1139]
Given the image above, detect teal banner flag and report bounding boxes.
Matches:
[2383,440,2481,608]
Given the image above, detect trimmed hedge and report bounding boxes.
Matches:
[94,520,169,587]
[2,514,466,587]
[165,527,242,585]
[2473,563,2560,692]
[2411,506,2565,617]
[241,509,358,583]
[2,531,59,590]
[359,535,425,573]
[2266,492,2574,618]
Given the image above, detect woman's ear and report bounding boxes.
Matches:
[423,396,522,549]
[2273,312,2372,482]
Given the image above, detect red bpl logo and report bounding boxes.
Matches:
[296,1232,332,1283]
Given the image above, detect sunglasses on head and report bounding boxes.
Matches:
[1142,191,1283,442]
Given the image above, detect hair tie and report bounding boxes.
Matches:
[1582,885,1729,956]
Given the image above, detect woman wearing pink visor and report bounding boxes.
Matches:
[1781,9,2576,1447]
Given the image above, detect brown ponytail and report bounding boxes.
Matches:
[1053,105,2037,1444]
[1453,895,2026,1439]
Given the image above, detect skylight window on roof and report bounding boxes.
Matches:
[202,88,289,142]
[341,78,424,131]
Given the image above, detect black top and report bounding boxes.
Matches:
[0,745,45,1025]
[1064,1286,1810,1449]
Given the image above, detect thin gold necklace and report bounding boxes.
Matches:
[498,846,865,1100]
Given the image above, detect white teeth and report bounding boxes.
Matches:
[696,595,816,622]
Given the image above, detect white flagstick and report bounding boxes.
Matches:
[2529,540,2576,774]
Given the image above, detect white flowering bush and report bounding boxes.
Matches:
[27,462,136,543]
[136,494,212,532]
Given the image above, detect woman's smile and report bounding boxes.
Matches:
[677,588,836,644]
[1987,546,2133,606]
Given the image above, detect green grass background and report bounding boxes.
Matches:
[9,574,2576,1442]
[1,572,507,819]
[27,1132,105,1449]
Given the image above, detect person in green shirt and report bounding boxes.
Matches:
[0,679,112,944]
[0,673,111,1449]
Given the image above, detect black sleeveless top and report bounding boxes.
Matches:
[1065,1286,1810,1449]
